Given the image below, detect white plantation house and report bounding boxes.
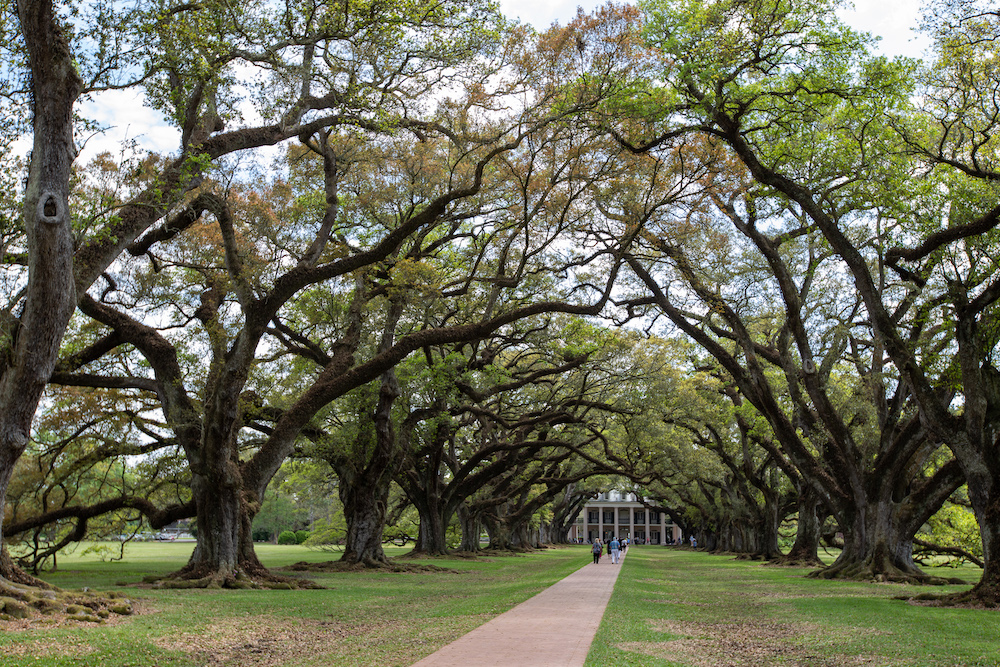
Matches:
[567,491,682,545]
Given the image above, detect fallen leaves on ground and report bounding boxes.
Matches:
[618,618,895,667]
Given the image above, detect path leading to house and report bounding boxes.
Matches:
[411,549,627,667]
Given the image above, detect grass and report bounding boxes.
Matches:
[585,548,999,666]
[0,542,591,667]
[4,544,998,666]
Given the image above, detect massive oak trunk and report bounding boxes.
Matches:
[397,414,456,556]
[1,0,80,587]
[777,485,823,566]
[513,521,537,549]
[164,333,275,585]
[337,368,401,567]
[173,472,268,585]
[816,499,922,581]
[484,513,515,550]
[545,486,589,545]
[759,491,782,559]
[457,503,482,552]
[938,324,1000,604]
[164,420,274,586]
[812,460,964,584]
[484,503,539,551]
[951,467,1000,605]
[413,497,451,555]
[339,472,392,566]
[189,473,243,579]
[713,491,781,560]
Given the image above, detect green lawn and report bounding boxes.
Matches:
[586,548,998,667]
[1,542,591,667]
[3,544,997,666]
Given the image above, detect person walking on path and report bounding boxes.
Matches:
[609,536,620,564]
[591,539,602,564]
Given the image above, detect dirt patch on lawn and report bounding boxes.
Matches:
[2,639,96,658]
[618,619,893,667]
[153,616,387,666]
[642,597,711,607]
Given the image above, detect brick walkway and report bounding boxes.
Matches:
[411,550,626,666]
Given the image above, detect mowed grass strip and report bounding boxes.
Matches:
[586,548,1000,667]
[0,542,593,667]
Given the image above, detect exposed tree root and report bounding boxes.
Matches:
[476,546,533,556]
[396,550,434,560]
[1,545,135,622]
[807,559,965,586]
[768,554,825,568]
[902,581,999,608]
[283,560,458,574]
[144,561,320,590]
[0,545,50,588]
[445,550,488,559]
[0,576,135,622]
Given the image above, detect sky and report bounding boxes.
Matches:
[499,0,931,58]
[78,0,932,162]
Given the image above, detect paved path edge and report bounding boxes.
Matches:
[411,549,629,667]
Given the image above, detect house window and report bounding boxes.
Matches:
[649,510,661,523]
[588,511,599,523]
[603,511,614,523]
[634,510,645,523]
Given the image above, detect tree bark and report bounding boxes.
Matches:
[512,521,537,549]
[949,468,1000,604]
[813,498,921,581]
[1,0,80,586]
[413,496,451,555]
[484,513,515,550]
[339,474,391,567]
[777,486,823,566]
[457,503,482,552]
[545,486,589,544]
[337,364,402,567]
[810,462,965,586]
[167,484,269,587]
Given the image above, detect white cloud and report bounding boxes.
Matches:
[77,89,179,164]
[838,0,931,59]
[497,0,931,59]
[500,0,588,28]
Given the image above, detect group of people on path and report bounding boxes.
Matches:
[590,536,628,564]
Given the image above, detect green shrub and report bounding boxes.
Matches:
[277,530,298,545]
[295,530,311,544]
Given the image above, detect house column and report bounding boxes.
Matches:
[598,505,604,542]
[629,506,635,542]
